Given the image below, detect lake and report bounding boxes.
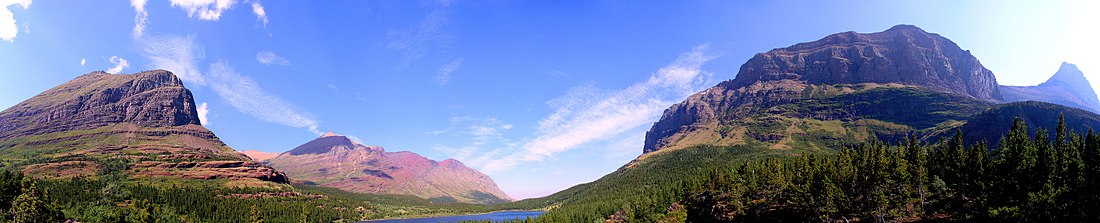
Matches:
[360,211,544,223]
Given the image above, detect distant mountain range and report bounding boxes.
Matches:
[0,70,287,183]
[1002,62,1100,113]
[261,132,512,204]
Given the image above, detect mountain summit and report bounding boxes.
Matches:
[266,133,512,204]
[730,24,1002,100]
[0,70,287,183]
[1002,62,1100,113]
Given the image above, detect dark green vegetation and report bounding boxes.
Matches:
[507,116,1100,222]
[0,169,496,223]
[683,117,1096,222]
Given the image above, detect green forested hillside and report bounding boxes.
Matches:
[503,116,1100,222]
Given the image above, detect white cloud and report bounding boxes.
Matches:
[467,118,511,145]
[80,58,86,66]
[256,50,289,66]
[208,61,322,135]
[196,102,209,125]
[131,0,148,39]
[387,1,454,66]
[141,34,206,85]
[106,56,130,74]
[250,1,267,27]
[434,58,463,85]
[170,0,235,21]
[478,45,716,173]
[0,0,31,42]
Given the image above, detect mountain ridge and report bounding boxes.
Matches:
[0,70,288,183]
[1002,62,1100,113]
[266,132,512,204]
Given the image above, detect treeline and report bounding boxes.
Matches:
[684,116,1100,222]
[1,169,492,222]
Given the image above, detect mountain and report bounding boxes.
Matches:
[1002,62,1100,113]
[642,24,1002,155]
[956,101,1100,145]
[513,25,1100,222]
[239,149,280,162]
[266,133,511,204]
[0,70,287,183]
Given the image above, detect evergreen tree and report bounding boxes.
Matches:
[9,178,63,223]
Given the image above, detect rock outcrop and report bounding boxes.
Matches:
[266,133,512,204]
[0,70,288,184]
[729,24,1002,100]
[1002,62,1100,113]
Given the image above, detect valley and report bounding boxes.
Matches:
[2,2,1099,222]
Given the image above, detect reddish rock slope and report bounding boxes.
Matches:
[267,133,512,204]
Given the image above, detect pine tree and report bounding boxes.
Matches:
[9,178,63,223]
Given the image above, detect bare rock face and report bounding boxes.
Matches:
[0,70,287,184]
[731,24,1002,101]
[1002,62,1100,113]
[267,133,512,204]
[642,25,1006,154]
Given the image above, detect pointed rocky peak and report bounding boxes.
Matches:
[287,133,356,155]
[321,132,341,138]
[1042,62,1090,87]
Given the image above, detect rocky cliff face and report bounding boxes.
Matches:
[0,70,288,184]
[266,133,512,204]
[1002,62,1100,113]
[641,25,1006,155]
[731,25,1002,100]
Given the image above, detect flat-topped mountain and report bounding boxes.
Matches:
[1002,62,1100,113]
[730,24,1002,100]
[0,70,287,183]
[266,133,512,204]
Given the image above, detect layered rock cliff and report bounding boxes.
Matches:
[266,133,512,204]
[0,70,287,183]
[642,25,1009,154]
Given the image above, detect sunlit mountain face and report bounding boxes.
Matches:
[1,1,1098,222]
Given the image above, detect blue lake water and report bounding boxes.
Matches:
[360,211,544,223]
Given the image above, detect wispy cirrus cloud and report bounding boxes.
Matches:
[169,0,234,21]
[209,61,321,135]
[474,45,716,173]
[256,50,289,66]
[0,0,31,42]
[105,56,130,74]
[434,58,463,85]
[130,0,148,38]
[141,34,206,85]
[140,34,321,135]
[387,0,454,67]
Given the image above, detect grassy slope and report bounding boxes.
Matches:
[497,142,814,222]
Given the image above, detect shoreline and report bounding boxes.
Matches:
[360,210,545,222]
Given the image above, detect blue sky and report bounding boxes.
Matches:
[1,0,1098,199]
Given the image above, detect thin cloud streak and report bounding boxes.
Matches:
[256,50,289,66]
[387,0,454,67]
[130,0,148,38]
[141,34,206,85]
[478,45,716,173]
[140,34,321,135]
[434,58,463,85]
